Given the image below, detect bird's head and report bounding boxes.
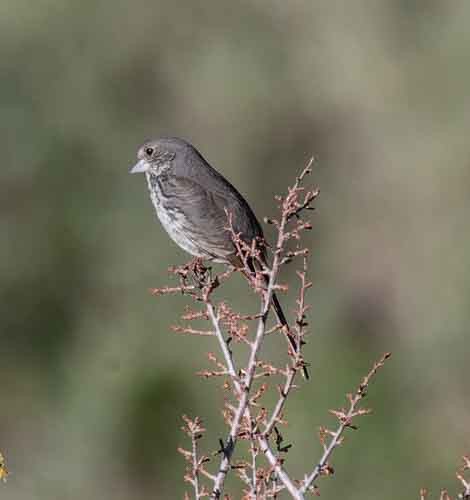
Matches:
[130,137,190,175]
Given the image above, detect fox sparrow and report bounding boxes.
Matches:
[130,137,308,378]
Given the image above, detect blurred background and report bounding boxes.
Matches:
[1,1,470,498]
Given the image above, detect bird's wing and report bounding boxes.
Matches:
[160,173,261,260]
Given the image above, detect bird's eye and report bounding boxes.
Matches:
[145,147,154,157]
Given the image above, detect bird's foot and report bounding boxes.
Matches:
[184,257,211,288]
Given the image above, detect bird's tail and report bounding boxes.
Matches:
[271,291,309,379]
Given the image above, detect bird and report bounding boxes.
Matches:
[130,137,308,378]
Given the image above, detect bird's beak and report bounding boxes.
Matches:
[129,159,148,174]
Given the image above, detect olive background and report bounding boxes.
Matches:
[1,1,470,499]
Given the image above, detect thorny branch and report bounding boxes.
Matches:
[299,352,391,495]
[151,160,392,498]
[179,416,211,499]
[457,456,470,499]
[421,455,470,500]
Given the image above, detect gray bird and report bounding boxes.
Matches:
[130,137,308,378]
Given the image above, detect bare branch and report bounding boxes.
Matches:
[258,435,304,500]
[180,416,208,499]
[205,301,242,394]
[300,352,392,494]
[457,455,470,499]
[263,255,311,437]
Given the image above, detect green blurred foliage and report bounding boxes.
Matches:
[1,1,470,498]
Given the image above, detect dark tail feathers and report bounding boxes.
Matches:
[271,292,309,379]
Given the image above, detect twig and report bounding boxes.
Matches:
[299,352,392,494]
[258,435,304,500]
[179,416,208,499]
[263,256,311,437]
[192,425,201,499]
[206,301,242,393]
[457,455,470,499]
[250,424,258,497]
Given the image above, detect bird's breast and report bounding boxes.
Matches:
[144,172,206,258]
